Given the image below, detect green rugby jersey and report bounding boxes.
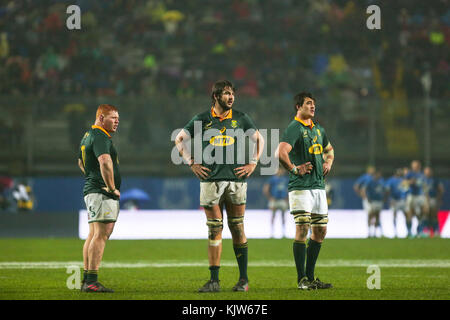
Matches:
[79,125,121,198]
[281,117,330,191]
[183,107,258,182]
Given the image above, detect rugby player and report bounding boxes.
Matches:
[78,104,121,293]
[405,160,426,237]
[423,167,445,237]
[385,168,408,238]
[354,166,375,214]
[362,169,385,238]
[276,92,334,290]
[175,80,264,292]
[263,167,289,238]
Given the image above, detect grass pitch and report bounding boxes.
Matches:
[0,238,449,300]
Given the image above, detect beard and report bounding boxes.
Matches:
[218,98,232,110]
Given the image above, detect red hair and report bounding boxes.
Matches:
[96,104,118,119]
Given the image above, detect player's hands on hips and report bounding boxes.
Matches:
[191,163,211,180]
[112,189,121,199]
[296,162,313,176]
[102,187,121,199]
[323,161,332,176]
[235,163,257,178]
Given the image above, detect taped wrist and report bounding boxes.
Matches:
[290,166,299,175]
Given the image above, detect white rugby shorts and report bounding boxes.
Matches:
[200,181,247,207]
[406,194,425,210]
[391,199,406,212]
[288,189,328,215]
[368,200,383,212]
[84,193,119,223]
[269,199,289,212]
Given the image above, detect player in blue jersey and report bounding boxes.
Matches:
[263,168,289,238]
[353,166,375,213]
[362,169,385,238]
[385,168,409,238]
[354,166,375,236]
[423,167,445,237]
[405,160,426,237]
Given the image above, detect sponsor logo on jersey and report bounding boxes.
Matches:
[308,144,323,154]
[209,135,235,146]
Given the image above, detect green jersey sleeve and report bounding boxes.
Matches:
[241,113,258,131]
[183,114,201,137]
[93,134,111,158]
[281,122,300,147]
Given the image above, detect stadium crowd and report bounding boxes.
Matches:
[0,0,448,101]
[0,0,449,184]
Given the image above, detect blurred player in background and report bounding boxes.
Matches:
[175,80,264,292]
[277,92,334,290]
[362,169,385,238]
[354,165,375,214]
[405,160,426,237]
[78,104,121,293]
[385,168,409,238]
[263,167,289,238]
[423,166,445,237]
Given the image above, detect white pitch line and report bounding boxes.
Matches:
[0,260,449,269]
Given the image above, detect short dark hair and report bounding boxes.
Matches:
[211,80,235,103]
[294,92,315,111]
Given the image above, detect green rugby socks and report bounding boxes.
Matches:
[306,239,322,281]
[209,266,220,281]
[233,242,248,281]
[293,241,306,282]
[86,270,98,283]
